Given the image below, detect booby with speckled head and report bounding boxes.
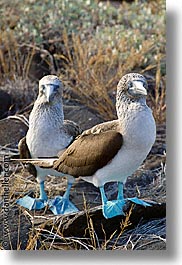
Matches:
[17,75,82,214]
[14,73,156,219]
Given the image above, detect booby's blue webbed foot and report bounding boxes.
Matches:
[48,182,79,215]
[99,182,151,219]
[16,182,48,210]
[127,197,151,207]
[48,196,79,215]
[99,182,125,219]
[102,199,125,219]
[16,196,47,210]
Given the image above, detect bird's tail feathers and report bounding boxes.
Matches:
[10,158,57,168]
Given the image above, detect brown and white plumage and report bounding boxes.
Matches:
[53,73,156,187]
[15,73,156,218]
[54,124,123,177]
[17,75,81,213]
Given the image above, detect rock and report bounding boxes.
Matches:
[63,104,104,130]
[28,52,51,81]
[114,217,166,250]
[32,201,166,239]
[0,90,12,119]
[0,116,28,148]
[0,205,31,250]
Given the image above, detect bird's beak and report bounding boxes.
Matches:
[45,84,55,102]
[128,81,147,96]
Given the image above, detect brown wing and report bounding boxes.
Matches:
[63,120,82,144]
[18,137,31,159]
[64,120,82,135]
[53,131,123,177]
[82,119,119,135]
[18,137,37,177]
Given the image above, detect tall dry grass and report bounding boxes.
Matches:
[0,31,35,80]
[150,54,166,123]
[58,31,164,122]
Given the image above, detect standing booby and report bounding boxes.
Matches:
[17,75,82,214]
[14,73,156,219]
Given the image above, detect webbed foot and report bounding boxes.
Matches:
[102,199,125,219]
[16,181,48,210]
[127,197,151,207]
[48,196,79,215]
[16,196,46,210]
[48,182,78,215]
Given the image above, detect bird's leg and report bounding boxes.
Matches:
[117,182,124,200]
[62,182,72,200]
[16,181,48,211]
[99,185,108,204]
[99,183,125,219]
[48,182,79,215]
[39,181,48,201]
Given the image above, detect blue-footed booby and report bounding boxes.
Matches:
[14,73,156,218]
[17,75,82,214]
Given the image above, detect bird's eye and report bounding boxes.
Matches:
[53,85,59,91]
[143,82,148,90]
[127,81,133,89]
[42,85,46,92]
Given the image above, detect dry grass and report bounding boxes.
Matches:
[106,218,166,250]
[0,1,166,123]
[149,54,166,124]
[0,12,166,122]
[58,31,160,121]
[0,31,36,109]
[0,31,35,80]
[0,31,56,110]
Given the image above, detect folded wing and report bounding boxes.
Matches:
[53,130,123,177]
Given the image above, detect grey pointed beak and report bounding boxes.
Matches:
[128,81,147,96]
[45,84,55,102]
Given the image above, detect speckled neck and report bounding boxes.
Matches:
[116,90,147,120]
[29,100,64,128]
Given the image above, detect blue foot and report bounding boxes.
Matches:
[127,197,151,207]
[103,199,125,219]
[16,182,48,210]
[48,196,79,215]
[99,183,151,219]
[16,196,46,210]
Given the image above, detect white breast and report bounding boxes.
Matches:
[26,109,72,157]
[82,107,156,187]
